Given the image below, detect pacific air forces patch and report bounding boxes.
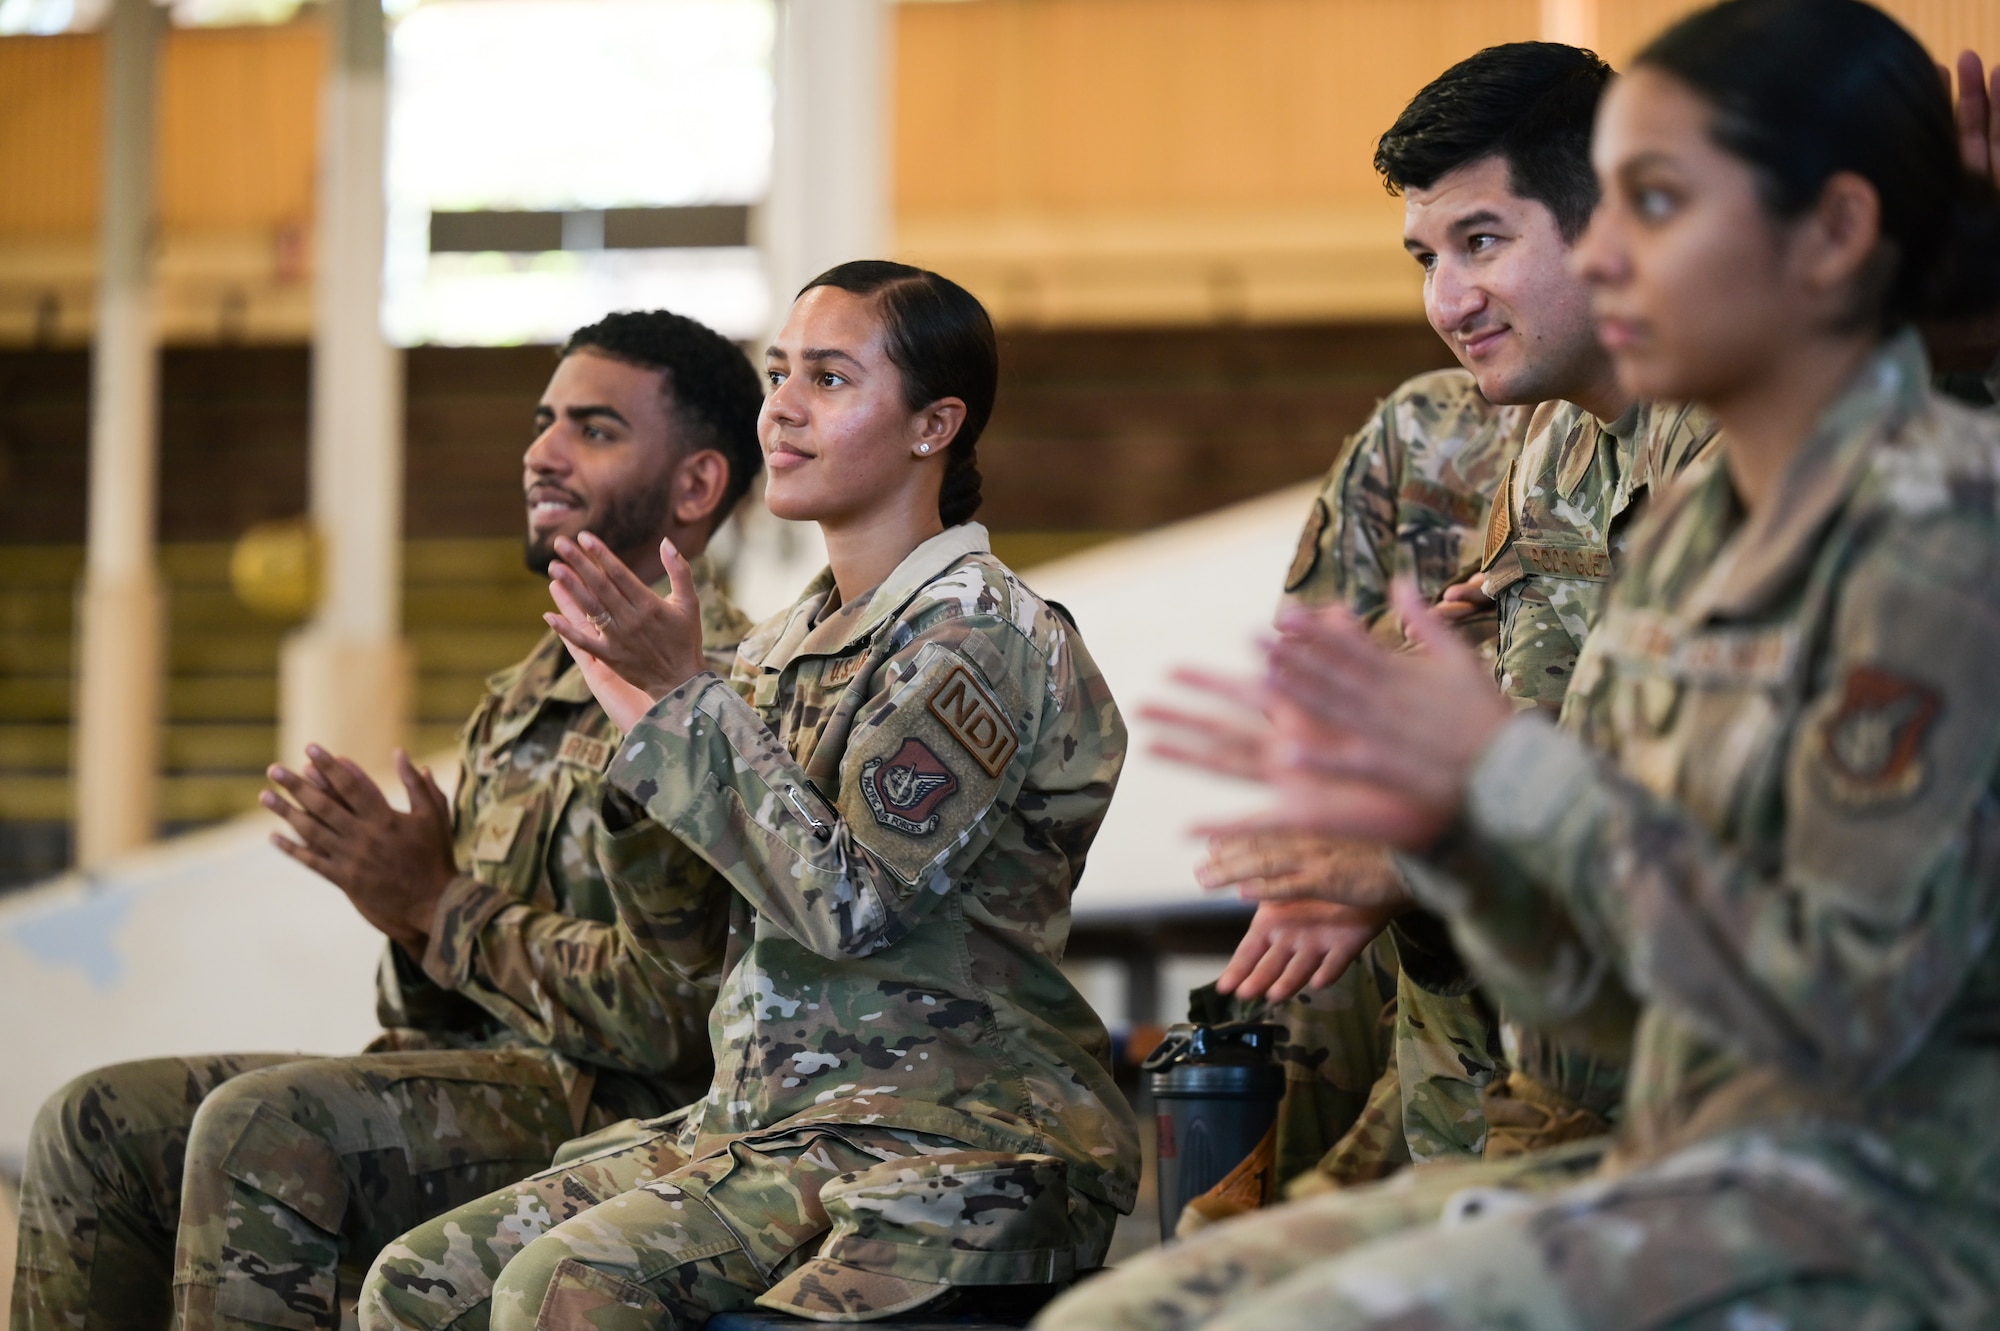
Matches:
[861,737,960,835]
[1811,665,1942,807]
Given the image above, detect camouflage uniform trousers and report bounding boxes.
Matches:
[1034,1139,1604,1331]
[1221,936,1397,1188]
[1039,1130,1961,1331]
[12,1048,660,1331]
[360,1118,1101,1331]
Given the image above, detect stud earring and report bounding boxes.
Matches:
[918,443,931,454]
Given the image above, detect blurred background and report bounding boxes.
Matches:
[0,0,1996,1267]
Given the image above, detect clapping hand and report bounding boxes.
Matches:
[1145,580,1513,853]
[544,533,709,732]
[1215,897,1394,1002]
[262,746,456,954]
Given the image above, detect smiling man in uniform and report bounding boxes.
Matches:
[1173,41,1715,1240]
[11,310,762,1331]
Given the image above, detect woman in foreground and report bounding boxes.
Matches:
[1044,1,2000,1327]
[360,262,1136,1329]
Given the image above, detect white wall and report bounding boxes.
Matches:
[1028,483,1312,921]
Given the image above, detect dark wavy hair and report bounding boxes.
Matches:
[1637,0,2000,329]
[1375,41,1615,241]
[561,310,766,518]
[798,260,997,528]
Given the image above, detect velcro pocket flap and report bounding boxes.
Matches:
[219,1102,351,1235]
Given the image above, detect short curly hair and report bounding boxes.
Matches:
[1374,42,1613,242]
[560,310,766,518]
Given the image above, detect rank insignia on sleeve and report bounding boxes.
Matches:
[860,738,960,835]
[470,804,527,862]
[1812,665,1942,807]
[927,664,1019,776]
[1284,498,1331,593]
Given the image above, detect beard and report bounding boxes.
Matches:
[523,477,675,577]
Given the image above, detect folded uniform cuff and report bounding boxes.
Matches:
[420,872,513,991]
[1464,712,1598,848]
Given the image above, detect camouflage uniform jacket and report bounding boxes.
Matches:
[604,523,1141,1212]
[1277,391,1711,1179]
[1481,397,1719,711]
[1389,398,1719,1146]
[1282,367,1531,631]
[1262,370,1527,1183]
[375,558,751,1111]
[1414,333,2000,1297]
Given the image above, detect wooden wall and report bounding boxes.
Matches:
[0,323,1454,543]
[892,0,2000,325]
[0,24,320,344]
[1,0,1998,339]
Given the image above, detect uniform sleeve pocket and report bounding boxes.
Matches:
[838,645,1029,886]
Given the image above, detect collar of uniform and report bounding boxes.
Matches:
[1682,328,1929,621]
[758,522,992,672]
[1597,401,1642,440]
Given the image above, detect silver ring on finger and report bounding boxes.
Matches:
[588,611,614,631]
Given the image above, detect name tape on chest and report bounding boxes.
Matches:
[1601,610,1800,686]
[926,664,1020,777]
[821,652,867,689]
[556,730,613,771]
[1515,541,1612,582]
[1404,478,1488,529]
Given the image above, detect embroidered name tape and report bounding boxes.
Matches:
[927,664,1019,777]
[1516,541,1612,582]
[1405,478,1488,528]
[557,731,613,770]
[822,652,867,688]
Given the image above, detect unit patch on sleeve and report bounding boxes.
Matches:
[1811,665,1942,807]
[557,730,613,771]
[860,737,961,835]
[1284,498,1331,593]
[926,664,1020,777]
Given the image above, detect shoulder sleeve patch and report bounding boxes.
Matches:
[1285,497,1332,593]
[860,737,962,834]
[927,663,1020,777]
[1809,665,1942,807]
